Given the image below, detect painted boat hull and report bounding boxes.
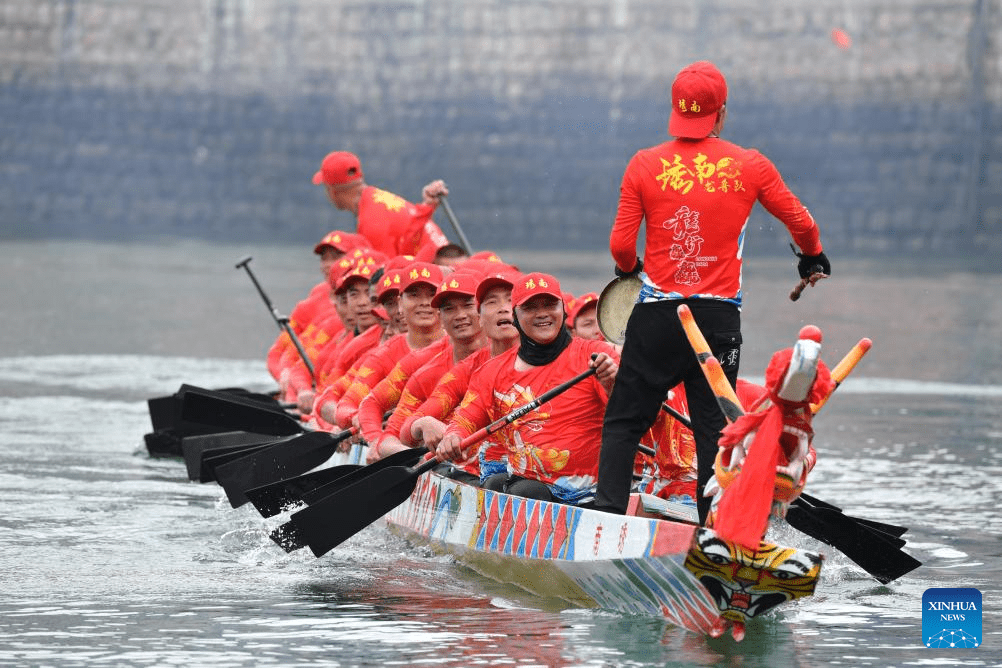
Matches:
[381,463,822,634]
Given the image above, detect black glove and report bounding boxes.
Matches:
[614,257,643,278]
[791,245,831,279]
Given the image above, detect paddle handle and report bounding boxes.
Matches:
[236,257,316,387]
[677,304,745,422]
[437,194,474,255]
[789,271,828,302]
[810,337,871,413]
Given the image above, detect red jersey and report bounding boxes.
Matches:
[266,282,334,380]
[445,339,618,493]
[280,311,349,400]
[334,333,447,429]
[313,322,384,390]
[636,385,697,503]
[355,338,452,442]
[399,347,493,446]
[357,186,450,259]
[610,137,822,303]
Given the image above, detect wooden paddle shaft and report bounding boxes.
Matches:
[789,271,828,302]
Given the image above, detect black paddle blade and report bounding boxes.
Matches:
[179,386,304,437]
[246,463,363,518]
[181,432,281,481]
[794,494,910,538]
[264,448,429,549]
[269,521,310,553]
[845,515,909,539]
[144,429,183,458]
[298,447,428,507]
[785,505,921,584]
[289,462,429,557]
[213,431,340,508]
[147,395,177,432]
[199,439,288,483]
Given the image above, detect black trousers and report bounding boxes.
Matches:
[594,299,741,523]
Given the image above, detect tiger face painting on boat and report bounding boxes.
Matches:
[684,528,823,625]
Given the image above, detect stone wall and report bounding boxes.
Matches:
[1,0,998,257]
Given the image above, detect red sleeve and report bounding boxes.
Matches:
[443,359,498,441]
[266,332,291,382]
[385,353,450,443]
[609,153,646,273]
[751,152,822,255]
[335,356,391,428]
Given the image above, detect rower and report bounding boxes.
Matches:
[293,255,387,414]
[265,231,369,384]
[567,292,602,341]
[405,268,522,483]
[362,269,488,464]
[435,272,619,505]
[312,151,452,262]
[319,261,447,429]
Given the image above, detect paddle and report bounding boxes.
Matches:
[198,438,295,483]
[676,305,920,582]
[236,256,316,388]
[212,428,356,508]
[437,194,473,256]
[784,501,919,584]
[796,492,908,538]
[180,385,306,437]
[181,431,287,481]
[145,386,286,458]
[279,365,599,558]
[249,445,428,519]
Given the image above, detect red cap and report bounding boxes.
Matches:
[326,255,358,288]
[334,262,379,295]
[469,250,506,264]
[377,268,404,303]
[385,254,415,271]
[512,272,563,308]
[568,292,599,324]
[431,271,481,308]
[475,268,520,307]
[399,262,444,293]
[669,61,727,139]
[313,230,369,255]
[312,151,364,186]
[562,292,577,316]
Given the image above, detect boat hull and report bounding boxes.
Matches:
[386,471,720,633]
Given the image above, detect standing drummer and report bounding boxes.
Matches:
[593,61,831,523]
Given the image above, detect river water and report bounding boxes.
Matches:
[2,240,1000,667]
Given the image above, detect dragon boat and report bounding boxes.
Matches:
[158,323,923,640]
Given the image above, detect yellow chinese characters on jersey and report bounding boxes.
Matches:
[371,188,407,212]
[655,154,746,195]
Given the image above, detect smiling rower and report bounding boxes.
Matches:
[435,272,619,505]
